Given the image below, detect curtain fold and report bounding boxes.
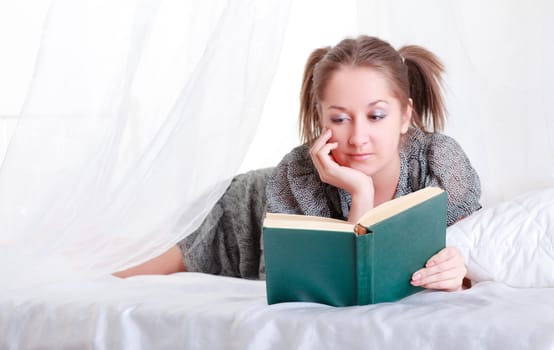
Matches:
[0,0,290,289]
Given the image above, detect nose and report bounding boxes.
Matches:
[348,119,370,146]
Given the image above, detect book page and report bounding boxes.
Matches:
[357,187,444,228]
[263,213,354,233]
[263,187,444,234]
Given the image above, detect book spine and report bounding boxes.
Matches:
[356,233,373,304]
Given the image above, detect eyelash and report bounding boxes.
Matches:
[331,115,349,124]
[370,112,386,121]
[330,112,387,124]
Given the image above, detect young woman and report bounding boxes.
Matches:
[117,36,481,292]
[266,36,481,291]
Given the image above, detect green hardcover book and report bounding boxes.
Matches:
[263,187,447,307]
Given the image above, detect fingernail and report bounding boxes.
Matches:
[412,273,420,281]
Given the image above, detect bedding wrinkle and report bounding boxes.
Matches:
[1,274,553,349]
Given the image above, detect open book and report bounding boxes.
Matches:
[263,187,447,306]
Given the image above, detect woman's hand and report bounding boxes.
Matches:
[410,247,467,292]
[309,129,374,221]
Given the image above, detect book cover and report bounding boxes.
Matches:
[263,187,447,306]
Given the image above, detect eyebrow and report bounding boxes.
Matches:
[327,100,388,111]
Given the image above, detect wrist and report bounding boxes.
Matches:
[348,192,374,223]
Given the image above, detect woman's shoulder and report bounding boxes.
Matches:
[404,127,463,155]
[401,127,481,225]
[402,128,471,173]
[270,143,319,181]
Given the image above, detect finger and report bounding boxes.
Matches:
[309,129,333,155]
[315,142,339,168]
[425,247,462,267]
[412,263,467,292]
[414,250,464,280]
[412,251,466,281]
[412,266,464,286]
[309,129,334,169]
[415,256,463,280]
[419,264,465,291]
[311,142,338,172]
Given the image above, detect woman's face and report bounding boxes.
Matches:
[319,66,411,178]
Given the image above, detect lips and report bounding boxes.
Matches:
[348,153,373,161]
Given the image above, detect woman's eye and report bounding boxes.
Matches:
[331,114,350,124]
[369,112,387,121]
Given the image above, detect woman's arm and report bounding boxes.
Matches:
[113,245,185,278]
[309,129,375,222]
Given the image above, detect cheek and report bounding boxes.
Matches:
[382,133,402,154]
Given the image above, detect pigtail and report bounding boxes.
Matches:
[299,47,330,144]
[398,46,446,132]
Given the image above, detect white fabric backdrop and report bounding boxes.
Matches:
[0,0,290,288]
[357,0,554,205]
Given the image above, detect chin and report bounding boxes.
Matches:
[346,163,375,176]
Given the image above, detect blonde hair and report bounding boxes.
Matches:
[299,35,446,145]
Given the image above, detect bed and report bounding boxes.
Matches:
[1,187,553,349]
[2,0,553,347]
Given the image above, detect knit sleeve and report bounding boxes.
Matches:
[266,145,336,218]
[265,147,304,215]
[425,133,482,225]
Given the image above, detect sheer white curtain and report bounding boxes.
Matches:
[3,0,553,289]
[0,0,290,288]
[356,0,554,205]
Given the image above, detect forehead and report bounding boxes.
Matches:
[321,66,396,105]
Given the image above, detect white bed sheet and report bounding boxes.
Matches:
[2,272,554,350]
[3,188,553,349]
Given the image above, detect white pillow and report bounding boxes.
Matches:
[446,187,554,287]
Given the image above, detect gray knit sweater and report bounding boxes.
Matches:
[179,128,481,279]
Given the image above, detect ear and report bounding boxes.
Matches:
[400,98,413,134]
